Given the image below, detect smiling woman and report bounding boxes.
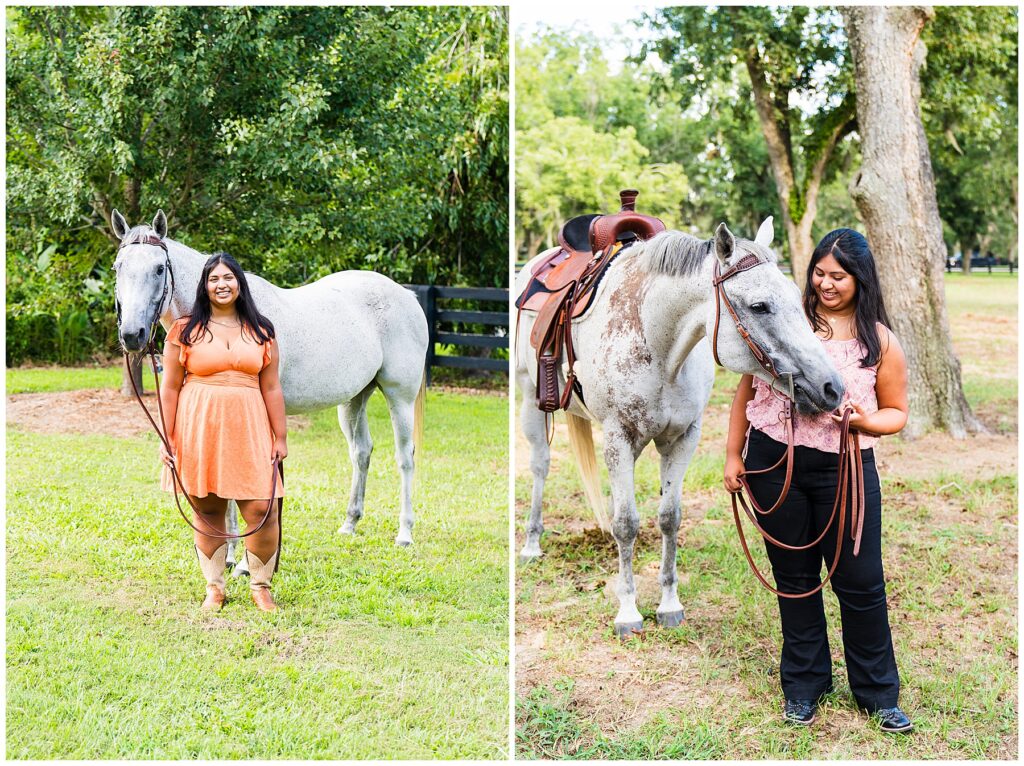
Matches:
[157,250,287,612]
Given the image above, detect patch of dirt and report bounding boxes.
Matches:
[6,389,311,437]
[434,384,508,398]
[875,429,1016,481]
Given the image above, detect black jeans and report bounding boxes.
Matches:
[744,428,900,711]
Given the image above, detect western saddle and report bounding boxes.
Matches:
[517,189,666,412]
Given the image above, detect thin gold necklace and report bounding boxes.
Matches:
[209,318,240,328]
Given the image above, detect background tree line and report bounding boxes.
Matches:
[6,5,508,365]
[516,5,1017,277]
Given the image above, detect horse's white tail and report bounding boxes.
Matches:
[414,373,426,453]
[565,412,611,533]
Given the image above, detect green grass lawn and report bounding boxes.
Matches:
[515,273,1017,759]
[7,377,509,759]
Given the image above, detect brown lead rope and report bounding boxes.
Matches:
[124,346,283,558]
[729,408,865,599]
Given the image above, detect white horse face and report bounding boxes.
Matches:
[709,220,844,413]
[111,210,170,352]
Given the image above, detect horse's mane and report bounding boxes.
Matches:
[631,230,776,277]
[631,230,714,277]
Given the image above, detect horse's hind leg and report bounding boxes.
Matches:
[653,421,701,628]
[379,381,417,546]
[604,428,644,638]
[518,379,550,561]
[338,384,375,537]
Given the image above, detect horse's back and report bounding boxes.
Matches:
[249,270,427,410]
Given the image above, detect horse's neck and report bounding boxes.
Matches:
[162,240,207,323]
[633,260,711,373]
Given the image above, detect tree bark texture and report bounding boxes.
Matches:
[843,5,980,438]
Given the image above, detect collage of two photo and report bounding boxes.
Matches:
[5,3,1018,761]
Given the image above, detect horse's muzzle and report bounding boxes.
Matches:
[120,326,149,352]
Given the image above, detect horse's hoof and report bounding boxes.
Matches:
[519,553,541,565]
[339,522,356,536]
[614,620,644,639]
[657,609,685,628]
[231,563,250,579]
[395,536,412,547]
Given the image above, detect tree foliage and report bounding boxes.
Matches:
[6,6,508,363]
[920,5,1018,263]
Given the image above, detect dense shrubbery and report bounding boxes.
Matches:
[6,6,508,364]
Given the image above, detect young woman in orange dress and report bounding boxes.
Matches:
[159,253,287,612]
[724,229,913,733]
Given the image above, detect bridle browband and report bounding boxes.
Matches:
[117,234,283,565]
[711,249,865,599]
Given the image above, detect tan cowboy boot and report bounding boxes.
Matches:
[195,543,228,611]
[246,549,279,612]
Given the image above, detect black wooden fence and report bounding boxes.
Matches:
[405,285,509,385]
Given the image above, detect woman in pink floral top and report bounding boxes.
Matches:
[724,229,911,733]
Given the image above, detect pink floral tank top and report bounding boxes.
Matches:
[746,337,879,452]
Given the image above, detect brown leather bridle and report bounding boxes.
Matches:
[118,235,283,569]
[712,252,865,599]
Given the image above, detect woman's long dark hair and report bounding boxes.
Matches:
[803,229,891,368]
[180,252,275,346]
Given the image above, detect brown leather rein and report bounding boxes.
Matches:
[712,254,865,599]
[119,235,283,562]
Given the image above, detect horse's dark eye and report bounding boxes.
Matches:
[156,265,164,276]
[750,302,769,314]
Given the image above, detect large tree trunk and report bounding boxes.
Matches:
[844,5,980,438]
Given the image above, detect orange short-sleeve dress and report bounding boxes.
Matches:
[160,317,284,500]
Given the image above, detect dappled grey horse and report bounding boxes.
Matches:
[515,218,844,636]
[113,211,428,572]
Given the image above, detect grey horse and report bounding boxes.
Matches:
[515,218,844,636]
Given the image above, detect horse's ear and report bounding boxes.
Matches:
[714,223,735,264]
[152,210,168,239]
[754,216,774,248]
[111,209,129,240]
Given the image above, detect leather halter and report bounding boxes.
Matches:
[118,235,283,566]
[712,251,866,599]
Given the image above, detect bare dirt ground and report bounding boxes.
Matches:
[5,384,491,437]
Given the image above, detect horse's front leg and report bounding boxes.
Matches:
[337,386,375,538]
[519,387,550,561]
[653,421,702,627]
[604,428,643,638]
[226,500,248,577]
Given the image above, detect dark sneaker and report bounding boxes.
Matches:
[874,706,913,733]
[783,698,817,726]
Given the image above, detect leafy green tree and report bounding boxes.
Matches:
[6,6,508,363]
[645,6,855,277]
[921,5,1018,270]
[516,116,688,258]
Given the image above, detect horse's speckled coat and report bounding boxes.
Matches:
[112,214,428,546]
[516,219,845,635]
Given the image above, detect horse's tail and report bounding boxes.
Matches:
[413,372,426,453]
[565,412,611,534]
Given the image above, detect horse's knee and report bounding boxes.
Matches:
[658,504,680,536]
[530,454,550,480]
[612,510,639,543]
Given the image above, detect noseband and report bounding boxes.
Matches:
[712,251,866,599]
